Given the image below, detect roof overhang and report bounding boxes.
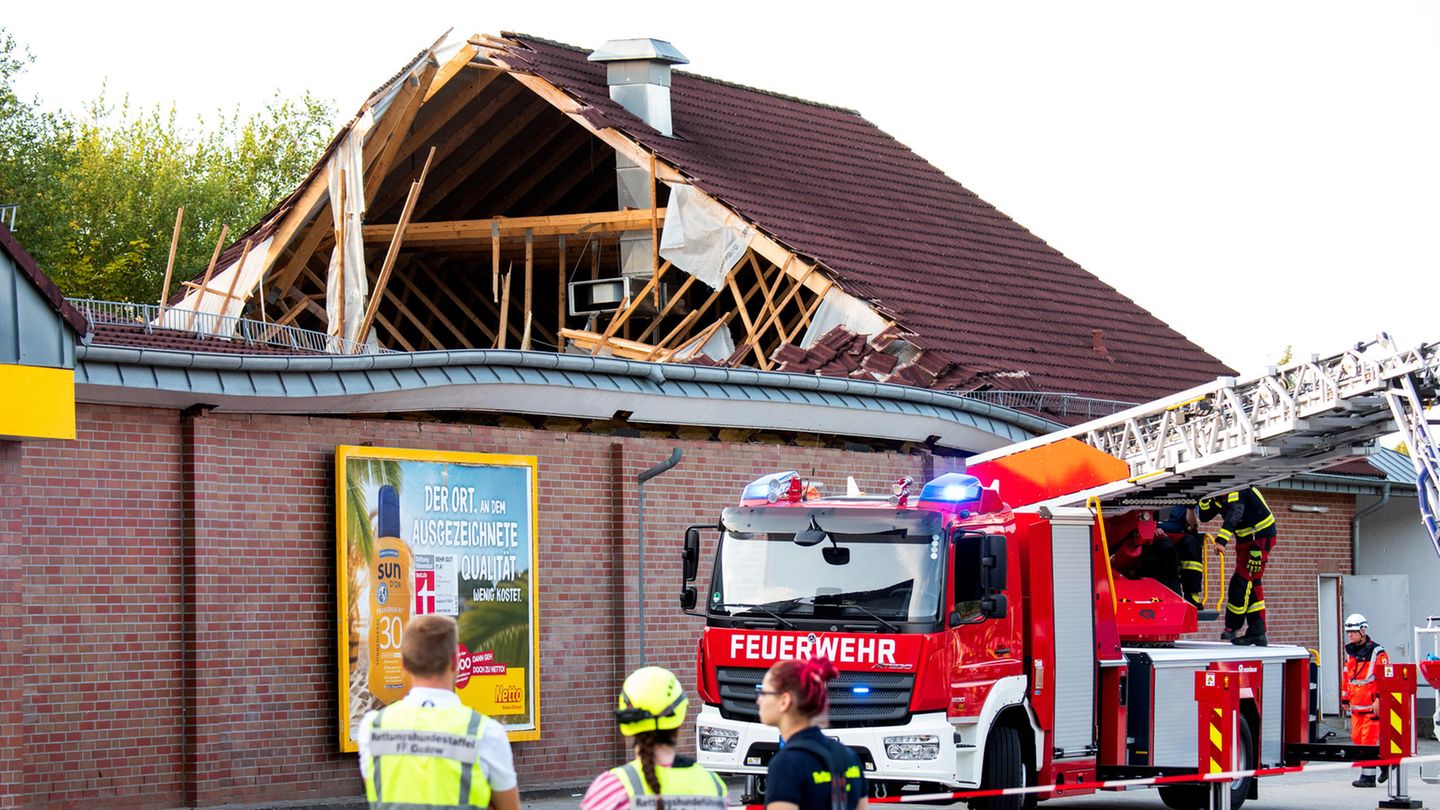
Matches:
[74,345,1057,453]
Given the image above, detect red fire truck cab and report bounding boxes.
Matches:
[680,463,1313,810]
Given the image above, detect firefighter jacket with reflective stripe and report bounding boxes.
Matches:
[609,756,728,810]
[364,703,493,809]
[1342,638,1389,713]
[1199,488,1277,544]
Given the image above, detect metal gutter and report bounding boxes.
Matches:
[74,345,1060,448]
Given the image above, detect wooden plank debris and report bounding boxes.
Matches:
[159,207,184,307]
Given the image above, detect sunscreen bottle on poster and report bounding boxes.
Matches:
[368,485,413,702]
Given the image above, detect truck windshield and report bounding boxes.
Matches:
[711,506,946,625]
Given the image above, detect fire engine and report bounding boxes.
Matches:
[679,336,1439,809]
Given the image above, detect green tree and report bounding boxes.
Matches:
[0,27,335,302]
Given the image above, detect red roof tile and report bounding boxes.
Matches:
[502,34,1233,403]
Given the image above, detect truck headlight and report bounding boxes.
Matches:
[884,734,940,760]
[699,726,740,753]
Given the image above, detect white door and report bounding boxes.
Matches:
[1318,575,1340,716]
[1342,574,1413,662]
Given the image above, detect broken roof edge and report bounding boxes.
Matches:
[171,33,454,305]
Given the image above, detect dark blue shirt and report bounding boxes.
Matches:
[765,727,866,810]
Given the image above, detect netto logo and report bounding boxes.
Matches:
[494,685,523,703]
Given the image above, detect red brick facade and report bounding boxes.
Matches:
[6,404,1356,808]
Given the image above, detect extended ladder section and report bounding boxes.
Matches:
[967,335,1440,554]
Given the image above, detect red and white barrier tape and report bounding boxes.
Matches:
[728,753,1440,808]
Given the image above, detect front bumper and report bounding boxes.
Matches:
[694,705,968,787]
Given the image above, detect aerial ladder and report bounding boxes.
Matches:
[966,334,1440,557]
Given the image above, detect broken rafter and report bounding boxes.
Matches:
[359,147,435,343]
[424,44,481,103]
[591,259,673,355]
[633,273,697,344]
[159,207,184,307]
[363,62,438,209]
[726,273,768,369]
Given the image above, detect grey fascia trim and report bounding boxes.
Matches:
[1267,473,1418,496]
[75,345,1059,444]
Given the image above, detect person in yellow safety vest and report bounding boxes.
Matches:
[580,666,728,810]
[1199,487,1277,646]
[358,615,521,810]
[1341,613,1391,788]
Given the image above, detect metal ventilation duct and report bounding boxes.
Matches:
[590,39,689,279]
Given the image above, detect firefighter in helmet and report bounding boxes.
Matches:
[1341,613,1391,788]
[1198,487,1277,645]
[580,666,727,810]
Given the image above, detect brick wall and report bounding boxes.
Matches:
[10,404,1359,807]
[1,441,28,810]
[21,407,186,809]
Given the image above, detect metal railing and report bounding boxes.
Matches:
[67,298,392,356]
[0,204,16,231]
[959,390,1139,420]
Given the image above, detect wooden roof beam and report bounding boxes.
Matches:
[363,208,665,244]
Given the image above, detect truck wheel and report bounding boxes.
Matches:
[1157,715,1254,810]
[971,726,1024,810]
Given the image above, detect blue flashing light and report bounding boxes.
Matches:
[851,686,871,695]
[918,472,983,507]
[741,471,800,504]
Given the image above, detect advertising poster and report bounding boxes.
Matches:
[336,445,539,750]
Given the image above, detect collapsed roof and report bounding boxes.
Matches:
[166,31,1232,406]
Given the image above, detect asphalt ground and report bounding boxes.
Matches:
[515,726,1440,810]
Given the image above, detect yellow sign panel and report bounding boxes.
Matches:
[0,364,75,440]
[336,445,541,751]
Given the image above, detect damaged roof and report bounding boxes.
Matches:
[498,34,1233,402]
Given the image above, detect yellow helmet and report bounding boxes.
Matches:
[616,666,688,736]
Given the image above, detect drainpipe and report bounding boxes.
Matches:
[637,448,683,664]
[1352,482,1392,573]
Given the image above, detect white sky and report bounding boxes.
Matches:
[5,1,1438,374]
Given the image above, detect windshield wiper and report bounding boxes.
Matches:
[834,600,901,632]
[714,602,799,629]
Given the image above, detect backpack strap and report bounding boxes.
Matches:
[782,738,848,810]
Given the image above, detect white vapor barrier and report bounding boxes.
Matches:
[325,110,374,343]
[798,287,887,348]
[658,184,753,290]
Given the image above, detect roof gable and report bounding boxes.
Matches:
[0,224,86,369]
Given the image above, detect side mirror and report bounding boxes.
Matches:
[981,593,1008,619]
[680,587,698,611]
[979,535,1007,590]
[683,527,702,582]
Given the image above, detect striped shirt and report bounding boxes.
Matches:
[582,749,678,810]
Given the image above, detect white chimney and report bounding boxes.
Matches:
[589,39,690,280]
[588,38,689,137]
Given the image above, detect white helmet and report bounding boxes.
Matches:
[1344,613,1368,632]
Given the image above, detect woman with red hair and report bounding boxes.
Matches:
[758,658,868,810]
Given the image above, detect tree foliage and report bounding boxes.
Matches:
[0,28,335,302]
